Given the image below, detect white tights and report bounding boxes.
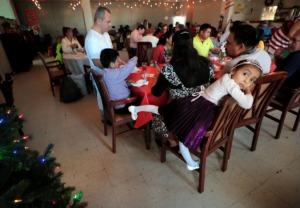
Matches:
[179,142,198,167]
[133,105,159,115]
[129,105,198,167]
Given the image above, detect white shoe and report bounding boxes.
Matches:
[128,106,137,120]
[187,160,200,171]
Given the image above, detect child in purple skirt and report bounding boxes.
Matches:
[129,59,262,171]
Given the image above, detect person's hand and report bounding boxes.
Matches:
[213,48,221,54]
[245,84,255,94]
[165,56,171,63]
[274,48,285,57]
[71,43,78,49]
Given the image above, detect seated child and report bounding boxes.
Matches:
[100,48,138,113]
[128,59,262,171]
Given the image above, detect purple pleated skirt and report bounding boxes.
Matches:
[158,96,218,150]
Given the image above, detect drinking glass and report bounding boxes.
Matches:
[142,62,147,71]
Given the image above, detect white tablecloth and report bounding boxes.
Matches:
[63,53,90,75]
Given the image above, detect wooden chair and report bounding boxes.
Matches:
[38,52,66,96]
[232,71,287,151]
[161,95,241,193]
[264,86,300,139]
[83,64,93,94]
[91,71,151,153]
[137,42,152,66]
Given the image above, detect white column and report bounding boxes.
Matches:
[81,0,93,34]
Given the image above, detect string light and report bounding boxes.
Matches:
[14,199,22,203]
[32,0,41,10]
[70,0,81,10]
[23,135,29,141]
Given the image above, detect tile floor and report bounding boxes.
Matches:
[8,58,300,208]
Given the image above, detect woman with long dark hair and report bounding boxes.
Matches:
[151,29,214,147]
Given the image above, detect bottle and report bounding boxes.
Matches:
[219,47,226,62]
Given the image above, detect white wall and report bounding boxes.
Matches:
[192,1,223,28]
[14,2,85,38]
[0,0,16,19]
[231,0,300,21]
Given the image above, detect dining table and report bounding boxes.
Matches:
[63,52,90,75]
[209,56,232,80]
[127,65,169,128]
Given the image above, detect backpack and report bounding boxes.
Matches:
[59,76,83,103]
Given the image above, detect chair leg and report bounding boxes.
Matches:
[275,109,288,139]
[222,141,230,172]
[112,125,116,153]
[161,137,167,163]
[292,108,300,131]
[51,83,55,96]
[198,157,206,193]
[103,117,108,136]
[251,122,262,151]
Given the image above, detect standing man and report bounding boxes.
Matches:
[85,6,113,74]
[85,6,113,119]
[193,23,220,57]
[274,29,300,89]
[222,24,271,74]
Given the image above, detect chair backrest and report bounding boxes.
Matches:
[235,71,288,128]
[137,42,152,66]
[201,95,241,155]
[146,48,154,64]
[38,52,47,69]
[91,71,114,120]
[286,87,300,110]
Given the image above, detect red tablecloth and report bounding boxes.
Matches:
[127,66,169,128]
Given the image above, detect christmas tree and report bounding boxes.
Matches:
[0,74,87,207]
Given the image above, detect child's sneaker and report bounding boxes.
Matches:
[187,160,200,171]
[128,106,137,120]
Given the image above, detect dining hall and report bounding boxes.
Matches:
[0,0,300,207]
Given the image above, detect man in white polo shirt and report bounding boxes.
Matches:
[85,6,113,119]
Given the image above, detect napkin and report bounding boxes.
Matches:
[131,66,142,73]
[130,79,149,87]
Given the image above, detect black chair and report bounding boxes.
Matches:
[137,42,152,66]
